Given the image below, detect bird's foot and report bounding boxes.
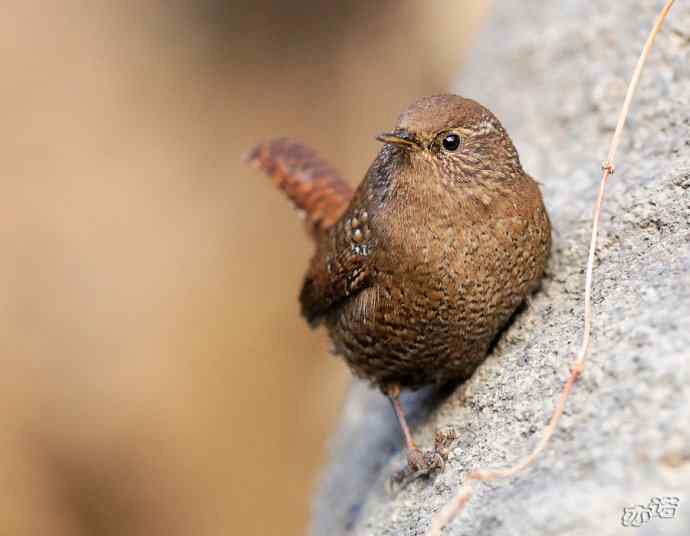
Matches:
[389,428,457,491]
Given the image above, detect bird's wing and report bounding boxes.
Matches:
[299,201,373,325]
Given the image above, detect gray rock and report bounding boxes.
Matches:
[311,1,690,534]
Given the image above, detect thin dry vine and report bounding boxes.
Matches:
[427,1,676,533]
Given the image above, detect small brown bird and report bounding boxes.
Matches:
[247,94,551,480]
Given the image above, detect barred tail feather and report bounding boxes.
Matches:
[246,139,353,239]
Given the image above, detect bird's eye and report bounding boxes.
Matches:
[442,133,462,152]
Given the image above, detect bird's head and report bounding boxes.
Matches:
[376,94,523,184]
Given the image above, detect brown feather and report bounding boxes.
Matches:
[246,139,353,239]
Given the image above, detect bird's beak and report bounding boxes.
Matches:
[376,131,421,151]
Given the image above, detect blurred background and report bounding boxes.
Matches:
[0,2,484,534]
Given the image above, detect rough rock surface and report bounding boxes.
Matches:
[311,2,690,535]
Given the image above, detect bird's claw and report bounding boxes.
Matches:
[388,428,457,492]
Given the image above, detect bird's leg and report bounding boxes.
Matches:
[385,385,447,486]
[388,386,417,451]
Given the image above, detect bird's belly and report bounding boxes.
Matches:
[327,270,508,389]
[327,239,545,389]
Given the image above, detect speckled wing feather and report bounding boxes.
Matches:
[299,223,371,325]
[246,138,354,239]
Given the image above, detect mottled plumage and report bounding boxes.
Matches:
[248,94,551,478]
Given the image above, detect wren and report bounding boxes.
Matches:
[247,94,551,481]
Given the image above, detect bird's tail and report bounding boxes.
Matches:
[246,139,353,240]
